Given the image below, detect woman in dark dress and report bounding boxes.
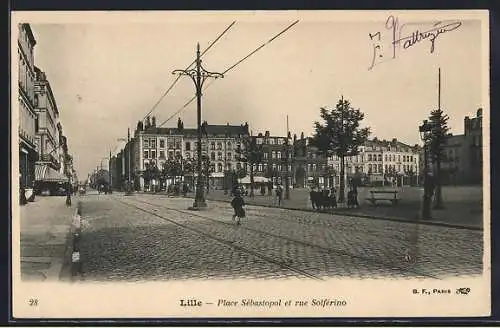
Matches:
[231,190,246,225]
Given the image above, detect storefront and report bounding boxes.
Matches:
[19,142,37,189]
[34,164,69,195]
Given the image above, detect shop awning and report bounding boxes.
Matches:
[239,176,269,184]
[35,164,68,183]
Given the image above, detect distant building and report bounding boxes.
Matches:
[252,130,294,188]
[292,132,329,188]
[18,23,38,189]
[328,138,420,187]
[441,108,483,185]
[116,116,250,191]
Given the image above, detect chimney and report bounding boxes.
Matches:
[151,116,156,127]
[464,116,471,135]
[477,108,483,118]
[300,132,304,140]
[265,131,270,137]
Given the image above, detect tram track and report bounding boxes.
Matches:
[114,197,322,280]
[124,197,439,280]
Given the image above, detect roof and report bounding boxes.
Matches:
[141,124,250,137]
[444,134,465,147]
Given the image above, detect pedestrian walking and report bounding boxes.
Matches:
[309,186,316,210]
[276,184,283,207]
[230,190,246,225]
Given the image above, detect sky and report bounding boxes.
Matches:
[19,11,486,179]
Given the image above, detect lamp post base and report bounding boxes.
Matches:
[189,198,207,211]
[422,196,432,219]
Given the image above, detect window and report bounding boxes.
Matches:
[175,139,181,149]
[211,152,215,161]
[168,151,174,159]
[312,164,317,171]
[277,164,282,171]
[159,150,165,158]
[271,151,276,159]
[227,142,232,149]
[378,164,383,172]
[263,152,268,159]
[378,154,382,161]
[35,117,39,133]
[398,155,401,162]
[236,163,241,170]
[211,142,216,150]
[368,154,372,161]
[160,139,165,148]
[277,152,282,159]
[385,164,388,172]
[175,151,181,158]
[258,164,263,172]
[217,163,223,172]
[269,138,275,145]
[143,139,149,148]
[368,164,372,172]
[151,139,157,148]
[227,163,232,171]
[143,150,149,159]
[217,142,222,150]
[34,94,38,107]
[218,152,222,160]
[151,150,157,159]
[185,142,191,151]
[227,152,232,160]
[167,139,174,149]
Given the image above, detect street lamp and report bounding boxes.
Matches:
[419,120,432,219]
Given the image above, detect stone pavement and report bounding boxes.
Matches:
[75,193,483,281]
[192,187,484,230]
[20,196,76,281]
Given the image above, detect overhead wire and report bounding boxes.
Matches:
[140,21,237,122]
[156,19,300,128]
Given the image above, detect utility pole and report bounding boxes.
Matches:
[284,115,290,200]
[109,149,112,191]
[173,43,224,210]
[224,125,228,195]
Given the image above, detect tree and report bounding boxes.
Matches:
[235,135,264,197]
[310,96,370,203]
[426,108,450,209]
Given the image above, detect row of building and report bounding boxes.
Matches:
[107,106,483,192]
[18,23,77,197]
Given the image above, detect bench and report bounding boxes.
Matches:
[367,190,399,206]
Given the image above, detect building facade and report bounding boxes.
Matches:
[440,108,483,185]
[251,130,294,188]
[114,117,250,191]
[328,138,420,187]
[18,23,38,189]
[292,133,329,188]
[33,66,66,183]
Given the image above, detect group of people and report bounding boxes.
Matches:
[309,187,337,210]
[309,185,360,210]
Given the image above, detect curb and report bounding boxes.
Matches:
[69,201,83,279]
[196,196,483,232]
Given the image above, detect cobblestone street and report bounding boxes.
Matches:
[76,193,483,281]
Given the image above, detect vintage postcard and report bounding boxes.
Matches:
[11,10,490,319]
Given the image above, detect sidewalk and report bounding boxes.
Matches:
[19,196,76,281]
[180,188,483,230]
